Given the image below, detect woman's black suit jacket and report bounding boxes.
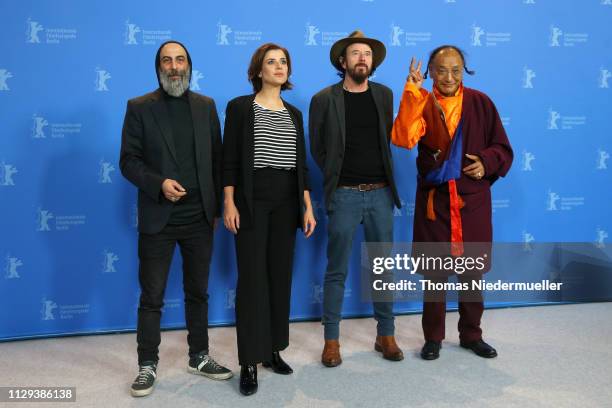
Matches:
[222,94,310,230]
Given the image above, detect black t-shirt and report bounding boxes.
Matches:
[339,88,387,185]
[165,92,204,224]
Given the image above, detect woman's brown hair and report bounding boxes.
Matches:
[248,43,293,93]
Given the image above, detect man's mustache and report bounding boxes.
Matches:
[165,69,187,77]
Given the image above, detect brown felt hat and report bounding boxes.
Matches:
[329,30,386,71]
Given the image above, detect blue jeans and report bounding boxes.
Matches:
[322,187,395,340]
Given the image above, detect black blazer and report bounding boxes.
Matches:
[119,89,222,234]
[222,94,310,230]
[308,81,401,210]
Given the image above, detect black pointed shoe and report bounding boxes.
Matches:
[460,339,498,358]
[239,364,258,396]
[420,340,441,360]
[262,351,293,375]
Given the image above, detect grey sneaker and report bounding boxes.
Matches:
[130,362,157,397]
[188,352,233,380]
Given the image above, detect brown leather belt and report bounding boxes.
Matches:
[337,182,388,192]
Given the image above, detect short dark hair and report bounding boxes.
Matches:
[424,45,475,79]
[336,46,377,79]
[248,43,293,93]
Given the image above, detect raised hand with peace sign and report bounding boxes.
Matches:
[407,57,424,89]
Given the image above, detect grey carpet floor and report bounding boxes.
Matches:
[1,303,610,408]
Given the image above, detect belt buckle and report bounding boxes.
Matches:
[358,183,369,192]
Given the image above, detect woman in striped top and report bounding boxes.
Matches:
[222,43,316,396]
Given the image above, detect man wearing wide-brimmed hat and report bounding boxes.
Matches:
[309,30,403,367]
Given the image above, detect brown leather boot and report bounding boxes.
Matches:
[374,335,404,361]
[321,339,342,367]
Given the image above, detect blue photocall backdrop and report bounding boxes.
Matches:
[1,0,611,340]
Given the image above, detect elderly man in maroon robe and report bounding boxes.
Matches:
[392,45,513,360]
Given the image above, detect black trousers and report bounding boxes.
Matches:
[235,168,299,365]
[136,218,213,364]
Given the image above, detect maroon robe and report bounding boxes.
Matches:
[412,87,513,274]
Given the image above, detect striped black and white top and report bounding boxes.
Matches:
[253,101,297,170]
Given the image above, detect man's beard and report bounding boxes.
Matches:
[346,63,371,84]
[159,68,190,97]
